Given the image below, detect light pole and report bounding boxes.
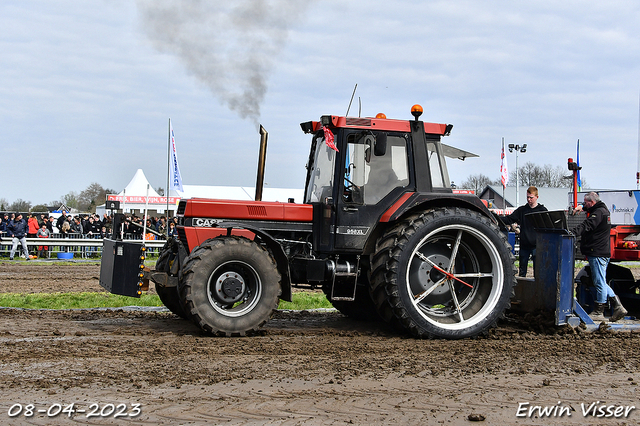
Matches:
[508,143,527,206]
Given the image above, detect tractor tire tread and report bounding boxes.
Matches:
[179,236,280,337]
[370,207,515,339]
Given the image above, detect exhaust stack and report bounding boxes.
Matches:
[255,125,268,201]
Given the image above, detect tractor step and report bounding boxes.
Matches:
[329,255,360,303]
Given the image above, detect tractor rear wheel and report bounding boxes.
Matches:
[370,207,516,339]
[180,236,281,336]
[155,239,188,319]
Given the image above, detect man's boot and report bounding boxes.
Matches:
[590,303,606,322]
[609,295,628,322]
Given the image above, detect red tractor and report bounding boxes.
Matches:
[100,105,516,339]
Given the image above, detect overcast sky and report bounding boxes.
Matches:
[2,0,639,206]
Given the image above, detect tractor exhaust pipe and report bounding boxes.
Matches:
[255,125,268,201]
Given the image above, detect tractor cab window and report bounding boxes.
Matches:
[343,133,409,205]
[426,140,448,188]
[305,133,337,203]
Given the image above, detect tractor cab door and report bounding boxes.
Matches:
[305,132,339,253]
[334,131,411,251]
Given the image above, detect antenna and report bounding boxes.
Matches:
[346,84,357,117]
[358,97,362,117]
[637,90,640,189]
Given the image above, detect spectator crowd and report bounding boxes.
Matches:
[0,211,179,259]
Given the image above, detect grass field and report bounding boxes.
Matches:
[0,291,332,311]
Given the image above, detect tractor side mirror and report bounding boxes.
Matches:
[374,132,387,156]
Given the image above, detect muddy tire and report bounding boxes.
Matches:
[154,240,188,319]
[180,237,281,336]
[370,207,516,339]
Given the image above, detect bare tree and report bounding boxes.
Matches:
[578,177,588,189]
[78,183,116,212]
[508,162,570,188]
[31,204,49,213]
[459,174,497,194]
[61,192,79,210]
[459,161,581,193]
[8,199,32,212]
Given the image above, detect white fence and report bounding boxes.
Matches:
[0,234,166,259]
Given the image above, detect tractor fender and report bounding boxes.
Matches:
[363,192,496,254]
[381,192,495,223]
[202,221,292,302]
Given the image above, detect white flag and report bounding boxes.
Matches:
[500,139,508,188]
[169,120,184,192]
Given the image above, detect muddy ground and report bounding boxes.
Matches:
[0,261,639,425]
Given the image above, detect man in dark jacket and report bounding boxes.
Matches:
[56,211,68,232]
[571,191,627,322]
[7,213,30,261]
[501,186,548,277]
[70,217,84,235]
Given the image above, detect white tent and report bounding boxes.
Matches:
[97,169,175,217]
[119,169,161,199]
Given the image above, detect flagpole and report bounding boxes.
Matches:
[502,137,505,209]
[143,184,150,242]
[167,118,171,216]
[121,189,126,240]
[637,91,640,190]
[500,137,508,209]
[167,121,184,205]
[576,139,581,192]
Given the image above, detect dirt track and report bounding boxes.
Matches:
[1,261,640,425]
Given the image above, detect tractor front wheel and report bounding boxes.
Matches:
[180,237,281,336]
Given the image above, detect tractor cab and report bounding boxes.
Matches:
[300,106,476,254]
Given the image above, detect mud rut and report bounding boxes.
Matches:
[0,262,639,425]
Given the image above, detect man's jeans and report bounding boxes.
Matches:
[518,246,536,277]
[10,236,29,259]
[587,256,615,303]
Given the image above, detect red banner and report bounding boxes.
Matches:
[107,195,180,204]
